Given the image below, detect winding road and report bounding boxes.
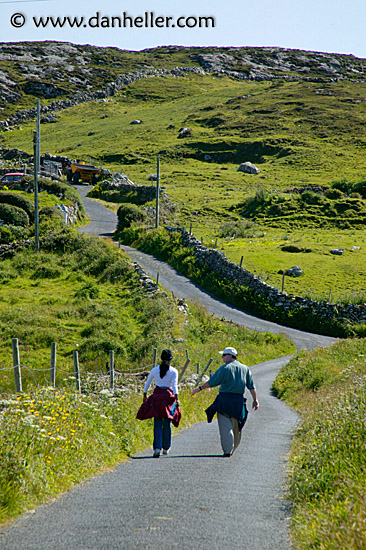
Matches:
[0,186,336,550]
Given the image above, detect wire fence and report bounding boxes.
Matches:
[1,339,213,394]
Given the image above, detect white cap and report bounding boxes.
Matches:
[219,346,238,357]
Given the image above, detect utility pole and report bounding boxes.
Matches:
[155,155,160,229]
[33,99,40,252]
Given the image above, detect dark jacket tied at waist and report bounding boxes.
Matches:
[136,387,181,427]
[205,392,248,431]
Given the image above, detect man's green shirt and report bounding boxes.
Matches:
[208,360,255,394]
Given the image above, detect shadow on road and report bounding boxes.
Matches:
[131,454,223,460]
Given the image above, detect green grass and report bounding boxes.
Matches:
[219,226,366,303]
[272,339,366,549]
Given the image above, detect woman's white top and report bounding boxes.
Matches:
[144,365,179,395]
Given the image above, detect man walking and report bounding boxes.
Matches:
[191,346,259,457]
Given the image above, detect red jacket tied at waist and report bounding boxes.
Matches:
[136,387,181,427]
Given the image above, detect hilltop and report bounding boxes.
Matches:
[1,41,365,120]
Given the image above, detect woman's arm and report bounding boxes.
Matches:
[143,367,156,400]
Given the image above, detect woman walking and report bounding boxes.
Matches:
[137,349,180,457]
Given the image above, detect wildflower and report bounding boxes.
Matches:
[23,415,37,425]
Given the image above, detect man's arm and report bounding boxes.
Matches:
[191,381,210,396]
[249,388,259,410]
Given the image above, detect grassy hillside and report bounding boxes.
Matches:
[1,44,366,303]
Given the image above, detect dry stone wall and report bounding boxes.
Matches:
[166,227,366,325]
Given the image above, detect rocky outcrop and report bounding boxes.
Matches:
[166,227,366,325]
[1,42,365,130]
[195,47,366,82]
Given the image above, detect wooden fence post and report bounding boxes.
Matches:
[178,350,191,383]
[50,342,57,387]
[109,350,114,391]
[73,350,81,392]
[156,272,159,289]
[195,358,213,387]
[189,223,192,235]
[328,288,332,303]
[240,256,243,268]
[12,338,22,393]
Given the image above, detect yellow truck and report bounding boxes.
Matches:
[67,161,110,184]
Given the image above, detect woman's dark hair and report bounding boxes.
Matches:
[160,349,173,378]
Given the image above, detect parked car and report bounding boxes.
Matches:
[0,172,24,185]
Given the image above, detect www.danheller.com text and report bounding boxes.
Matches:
[10,11,216,30]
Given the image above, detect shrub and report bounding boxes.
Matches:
[0,225,29,244]
[331,177,354,195]
[117,204,147,230]
[0,192,34,220]
[30,265,63,279]
[40,227,85,252]
[324,188,343,200]
[0,204,29,226]
[353,180,366,199]
[218,220,258,238]
[39,205,65,221]
[300,190,323,205]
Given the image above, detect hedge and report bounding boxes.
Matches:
[0,203,29,226]
[0,192,34,221]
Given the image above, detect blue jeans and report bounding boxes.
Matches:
[153,417,171,450]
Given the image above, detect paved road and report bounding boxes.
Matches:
[0,186,336,549]
[76,184,335,352]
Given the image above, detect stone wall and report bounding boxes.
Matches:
[166,227,366,325]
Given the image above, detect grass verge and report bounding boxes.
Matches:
[272,339,366,549]
[0,384,214,525]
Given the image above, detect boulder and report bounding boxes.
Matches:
[178,127,192,138]
[330,249,344,255]
[238,162,260,174]
[286,266,303,277]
